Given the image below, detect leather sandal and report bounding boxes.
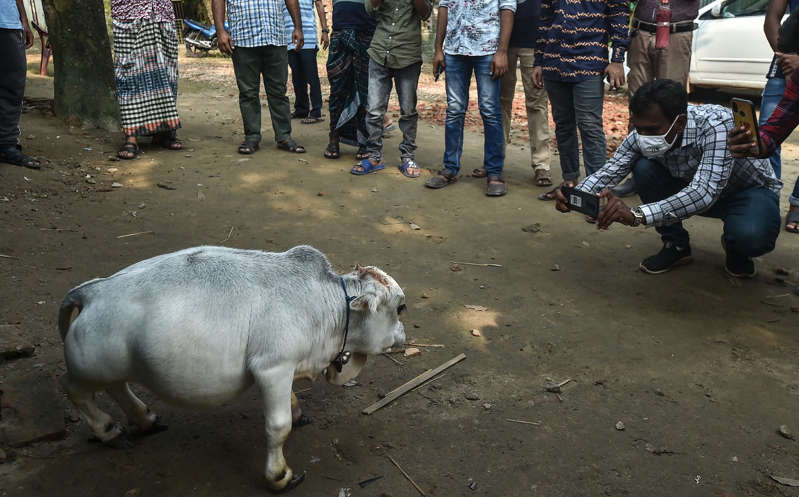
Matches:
[424,168,458,189]
[486,175,507,197]
[471,167,487,178]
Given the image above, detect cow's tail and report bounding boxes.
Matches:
[58,283,91,341]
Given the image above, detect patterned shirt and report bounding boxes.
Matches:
[111,0,175,22]
[535,0,630,82]
[285,0,317,50]
[439,0,517,57]
[227,0,289,47]
[761,67,799,157]
[578,104,782,227]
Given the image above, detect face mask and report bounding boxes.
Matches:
[637,115,683,158]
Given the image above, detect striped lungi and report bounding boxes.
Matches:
[113,18,180,136]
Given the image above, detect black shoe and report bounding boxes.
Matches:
[611,177,637,197]
[639,242,693,274]
[721,236,756,278]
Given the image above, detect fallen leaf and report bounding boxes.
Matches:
[409,222,421,230]
[471,329,482,337]
[404,347,421,357]
[551,264,561,271]
[464,304,487,311]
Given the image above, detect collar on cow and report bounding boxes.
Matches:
[332,277,356,373]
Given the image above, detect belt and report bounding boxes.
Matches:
[632,19,697,34]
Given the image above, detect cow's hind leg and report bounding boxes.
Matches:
[60,373,129,447]
[107,382,168,436]
[253,369,305,492]
[291,392,311,428]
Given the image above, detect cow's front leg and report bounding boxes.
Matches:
[253,368,306,492]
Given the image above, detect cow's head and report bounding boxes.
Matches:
[325,265,406,385]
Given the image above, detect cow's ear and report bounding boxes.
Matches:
[350,293,379,313]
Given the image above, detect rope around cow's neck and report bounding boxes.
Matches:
[332,277,356,372]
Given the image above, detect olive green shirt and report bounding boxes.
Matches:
[366,0,432,69]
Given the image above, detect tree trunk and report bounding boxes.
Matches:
[42,0,119,130]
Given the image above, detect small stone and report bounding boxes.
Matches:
[778,424,795,440]
[527,400,535,408]
[581,241,590,248]
[85,178,96,185]
[654,389,665,397]
[421,293,430,299]
[197,191,206,201]
[343,379,358,387]
[551,264,561,271]
[111,182,123,188]
[615,421,625,431]
[471,329,481,337]
[625,244,632,249]
[450,264,463,272]
[403,347,421,358]
[107,167,119,173]
[479,284,486,289]
[731,456,738,462]
[522,223,542,233]
[317,192,324,196]
[370,188,378,193]
[409,222,421,230]
[482,403,492,410]
[465,392,480,401]
[124,489,141,497]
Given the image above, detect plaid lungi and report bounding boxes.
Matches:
[326,28,372,143]
[113,19,180,136]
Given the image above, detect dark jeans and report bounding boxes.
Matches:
[0,29,26,148]
[288,48,323,118]
[545,76,606,181]
[443,54,504,176]
[365,59,421,163]
[634,158,780,260]
[232,45,292,144]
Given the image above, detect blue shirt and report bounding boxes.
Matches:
[0,0,23,30]
[509,0,540,49]
[332,0,376,33]
[439,0,517,57]
[285,0,317,50]
[227,0,288,48]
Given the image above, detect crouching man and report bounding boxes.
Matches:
[555,79,782,277]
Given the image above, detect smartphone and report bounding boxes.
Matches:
[730,98,762,151]
[434,65,445,82]
[561,186,600,218]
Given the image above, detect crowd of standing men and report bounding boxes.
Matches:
[1,0,799,282]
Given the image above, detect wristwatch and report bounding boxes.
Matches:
[631,207,644,227]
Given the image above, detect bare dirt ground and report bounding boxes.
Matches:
[1,48,799,497]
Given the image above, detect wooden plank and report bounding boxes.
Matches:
[362,353,466,415]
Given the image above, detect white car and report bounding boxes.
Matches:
[689,0,782,92]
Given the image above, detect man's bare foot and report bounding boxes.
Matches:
[786,205,799,233]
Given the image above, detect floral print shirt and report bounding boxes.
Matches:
[439,0,517,57]
[111,0,176,22]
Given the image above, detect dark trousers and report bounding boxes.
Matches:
[634,158,781,260]
[232,45,292,144]
[287,48,322,118]
[365,59,421,162]
[0,29,26,148]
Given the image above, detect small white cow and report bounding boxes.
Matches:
[58,245,406,492]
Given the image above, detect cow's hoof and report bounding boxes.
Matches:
[104,432,134,450]
[292,415,312,428]
[270,471,306,493]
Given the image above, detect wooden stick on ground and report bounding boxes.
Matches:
[450,261,503,268]
[221,226,234,243]
[505,418,541,426]
[406,343,445,348]
[0,254,17,259]
[382,352,403,366]
[116,231,153,239]
[386,454,426,497]
[362,353,466,415]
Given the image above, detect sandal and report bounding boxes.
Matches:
[424,168,458,189]
[786,208,799,233]
[355,146,369,160]
[535,169,553,187]
[301,116,324,124]
[277,138,306,154]
[351,158,385,175]
[117,141,139,161]
[486,175,507,197]
[538,180,576,201]
[152,131,183,151]
[472,167,487,178]
[324,141,340,159]
[399,159,421,178]
[291,111,307,119]
[1,145,41,169]
[238,140,260,155]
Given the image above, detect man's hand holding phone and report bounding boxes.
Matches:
[555,187,636,229]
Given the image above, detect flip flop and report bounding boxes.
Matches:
[537,187,558,201]
[535,169,553,186]
[351,159,385,175]
[277,138,306,154]
[399,159,421,178]
[238,140,260,155]
[301,116,325,124]
[786,209,799,233]
[1,145,41,169]
[117,142,139,161]
[324,141,340,159]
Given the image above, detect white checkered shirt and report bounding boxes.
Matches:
[578,104,782,227]
[227,0,289,48]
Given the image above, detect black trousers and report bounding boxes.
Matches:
[0,28,26,148]
[287,48,323,118]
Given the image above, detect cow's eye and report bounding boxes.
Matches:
[397,304,407,315]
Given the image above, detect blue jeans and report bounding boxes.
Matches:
[760,77,799,206]
[544,77,606,181]
[634,158,780,260]
[443,54,504,176]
